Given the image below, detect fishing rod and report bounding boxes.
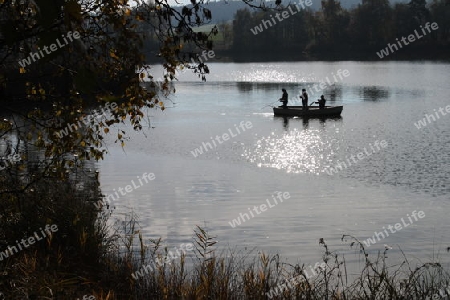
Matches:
[260,100,280,109]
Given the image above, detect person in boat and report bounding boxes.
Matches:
[300,89,308,110]
[316,95,326,109]
[279,89,288,109]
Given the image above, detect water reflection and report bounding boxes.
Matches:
[359,86,389,101]
[243,127,339,175]
[326,85,343,102]
[236,82,298,93]
[232,65,307,83]
[236,82,255,93]
[273,116,291,130]
[274,115,342,131]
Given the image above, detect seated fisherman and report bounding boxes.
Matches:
[316,95,326,109]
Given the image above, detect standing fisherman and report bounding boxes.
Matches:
[279,89,288,109]
[300,89,308,110]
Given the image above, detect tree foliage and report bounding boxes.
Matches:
[0,0,221,179]
[231,0,449,59]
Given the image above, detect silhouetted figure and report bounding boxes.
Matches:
[316,95,326,109]
[300,89,308,110]
[279,89,288,109]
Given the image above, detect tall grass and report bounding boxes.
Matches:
[104,219,450,300]
[1,165,449,299]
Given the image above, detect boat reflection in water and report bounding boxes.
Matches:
[274,114,342,130]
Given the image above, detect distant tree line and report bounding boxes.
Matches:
[226,0,450,60]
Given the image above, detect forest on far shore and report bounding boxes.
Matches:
[168,0,450,61]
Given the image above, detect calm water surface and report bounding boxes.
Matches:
[100,62,450,267]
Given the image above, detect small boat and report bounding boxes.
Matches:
[273,106,343,117]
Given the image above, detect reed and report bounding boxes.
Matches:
[1,169,449,299]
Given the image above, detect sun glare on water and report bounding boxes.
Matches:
[243,128,338,174]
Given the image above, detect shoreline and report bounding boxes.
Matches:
[145,46,450,64]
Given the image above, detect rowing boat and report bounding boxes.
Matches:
[273,106,343,117]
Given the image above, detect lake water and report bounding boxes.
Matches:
[100,61,450,268]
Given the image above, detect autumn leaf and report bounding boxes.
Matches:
[110,51,119,59]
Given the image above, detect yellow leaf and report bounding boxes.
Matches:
[19,67,26,73]
[80,141,86,147]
